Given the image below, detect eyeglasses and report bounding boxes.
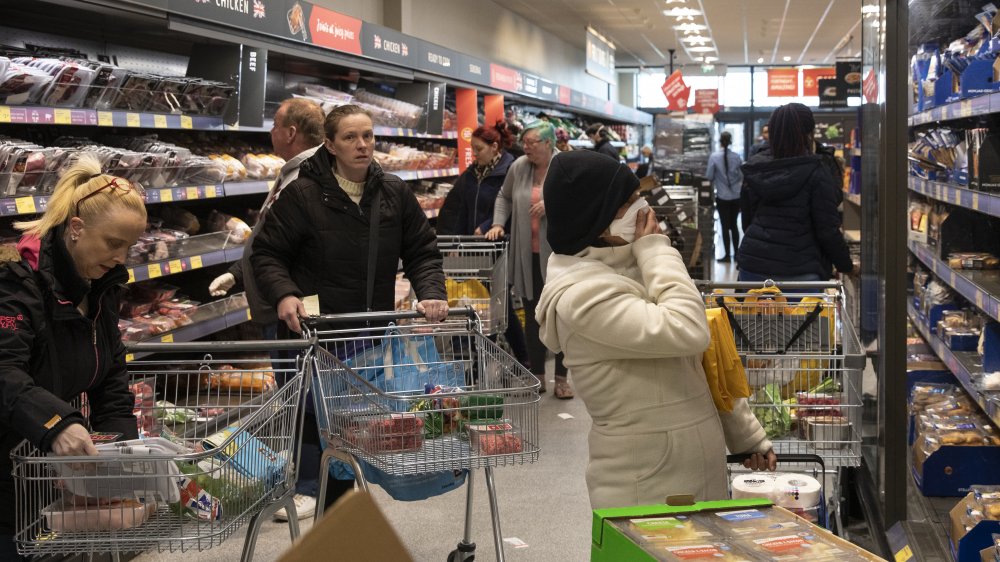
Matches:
[522,137,546,148]
[75,177,144,217]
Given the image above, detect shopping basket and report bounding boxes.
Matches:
[303,307,539,562]
[11,338,313,561]
[437,235,509,336]
[700,281,865,469]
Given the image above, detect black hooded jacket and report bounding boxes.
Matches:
[251,148,446,315]
[0,227,137,532]
[738,152,853,279]
[593,138,621,161]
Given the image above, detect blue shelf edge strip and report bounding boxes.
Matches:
[908,176,1000,219]
[908,91,996,126]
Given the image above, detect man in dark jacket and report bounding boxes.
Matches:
[738,150,854,280]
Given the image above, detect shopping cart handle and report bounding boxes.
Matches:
[436,235,494,242]
[302,305,478,327]
[125,338,316,353]
[726,453,826,474]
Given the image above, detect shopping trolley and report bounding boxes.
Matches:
[701,280,865,535]
[303,307,539,562]
[11,339,314,561]
[437,235,509,336]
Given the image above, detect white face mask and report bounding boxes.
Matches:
[607,197,649,243]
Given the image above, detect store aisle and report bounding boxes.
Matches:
[134,386,593,562]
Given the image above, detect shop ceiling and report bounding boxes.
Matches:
[504,0,864,70]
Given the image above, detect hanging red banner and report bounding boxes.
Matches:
[863,68,879,104]
[483,95,505,129]
[802,67,836,97]
[456,88,478,173]
[767,68,799,97]
[693,89,720,114]
[661,71,689,111]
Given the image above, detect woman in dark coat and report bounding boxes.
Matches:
[0,156,147,559]
[737,103,854,281]
[586,122,621,161]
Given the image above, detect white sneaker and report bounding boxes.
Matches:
[274,494,317,521]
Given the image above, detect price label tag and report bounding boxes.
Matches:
[0,106,10,123]
[148,264,162,279]
[186,187,199,200]
[973,193,980,211]
[895,545,913,562]
[190,255,203,270]
[160,334,174,343]
[125,353,135,363]
[246,309,252,321]
[206,185,218,198]
[54,109,71,124]
[14,197,36,215]
[127,268,135,283]
[955,189,962,205]
[160,189,173,203]
[126,113,140,127]
[153,114,167,128]
[180,115,193,129]
[961,100,973,118]
[97,111,113,126]
[267,180,276,191]
[976,291,984,310]
[168,260,183,274]
[950,271,956,286]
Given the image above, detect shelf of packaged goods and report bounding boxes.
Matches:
[0,105,225,130]
[907,299,1000,426]
[0,181,276,218]
[845,193,861,207]
[225,119,458,139]
[125,296,252,361]
[567,140,627,148]
[908,176,1000,218]
[908,92,996,127]
[127,240,244,284]
[908,238,1000,323]
[393,168,459,181]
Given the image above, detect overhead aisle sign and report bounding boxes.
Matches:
[585,27,616,84]
[767,68,799,97]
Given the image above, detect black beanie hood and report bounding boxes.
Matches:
[544,150,639,255]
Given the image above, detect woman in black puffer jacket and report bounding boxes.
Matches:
[737,103,854,281]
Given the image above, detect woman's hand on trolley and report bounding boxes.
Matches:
[416,299,449,323]
[742,448,778,471]
[484,225,505,241]
[51,423,98,465]
[278,295,308,333]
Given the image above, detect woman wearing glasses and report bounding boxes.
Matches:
[485,121,573,399]
[0,156,147,558]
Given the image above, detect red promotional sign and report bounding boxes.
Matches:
[863,68,879,104]
[802,67,836,97]
[308,6,362,55]
[489,64,522,93]
[661,71,689,111]
[455,88,478,174]
[693,89,720,114]
[483,94,505,128]
[767,68,799,97]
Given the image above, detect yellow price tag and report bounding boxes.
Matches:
[0,106,10,123]
[950,271,956,286]
[98,111,113,126]
[54,109,71,124]
[125,353,134,363]
[153,114,167,128]
[894,545,913,562]
[206,185,218,198]
[14,197,36,215]
[190,255,203,270]
[180,115,193,129]
[168,260,183,274]
[955,189,962,205]
[148,264,162,279]
[160,334,174,343]
[186,187,199,200]
[267,180,276,191]
[973,193,980,211]
[976,291,984,310]
[961,100,973,117]
[246,309,252,321]
[127,268,135,283]
[126,113,140,127]
[161,189,174,203]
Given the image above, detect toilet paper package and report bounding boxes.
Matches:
[731,473,777,499]
[730,472,822,510]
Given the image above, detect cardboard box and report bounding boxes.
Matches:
[949,493,1000,562]
[279,491,413,562]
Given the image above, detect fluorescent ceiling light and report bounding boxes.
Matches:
[665,0,687,3]
[663,7,702,16]
[703,56,719,62]
[861,4,879,13]
[757,57,764,63]
[674,23,707,31]
[783,55,791,61]
[689,46,716,52]
[681,35,710,44]
[675,15,695,21]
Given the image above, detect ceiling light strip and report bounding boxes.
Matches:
[742,2,749,65]
[797,0,837,64]
[822,17,862,63]
[770,0,792,64]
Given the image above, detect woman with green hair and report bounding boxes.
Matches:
[486,121,573,399]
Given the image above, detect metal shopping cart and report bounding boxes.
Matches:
[701,281,865,534]
[11,339,314,561]
[437,236,508,336]
[304,307,539,562]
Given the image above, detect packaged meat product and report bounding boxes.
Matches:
[82,63,129,110]
[468,421,524,455]
[157,299,199,320]
[181,156,228,185]
[207,210,251,244]
[147,76,188,113]
[39,61,97,107]
[42,497,149,532]
[209,154,248,181]
[0,62,53,105]
[202,364,276,393]
[111,74,160,111]
[346,413,424,453]
[160,207,201,235]
[182,81,235,116]
[130,380,157,437]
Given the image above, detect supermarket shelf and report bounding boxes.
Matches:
[143,184,226,204]
[908,239,1000,322]
[0,105,225,130]
[374,126,458,139]
[393,168,459,181]
[126,299,252,360]
[846,193,861,207]
[222,180,272,196]
[908,92,996,126]
[908,176,999,218]
[127,241,244,284]
[907,299,1000,426]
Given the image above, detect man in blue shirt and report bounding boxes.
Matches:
[705,131,744,262]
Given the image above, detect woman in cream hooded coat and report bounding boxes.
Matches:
[536,150,776,509]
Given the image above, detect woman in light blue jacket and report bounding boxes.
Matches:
[705,131,744,262]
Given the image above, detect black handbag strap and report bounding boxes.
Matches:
[366,189,382,313]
